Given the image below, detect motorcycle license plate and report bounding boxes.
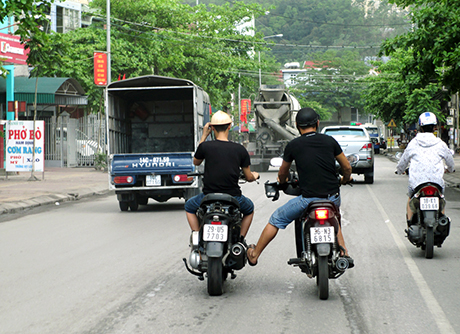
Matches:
[420,197,439,210]
[203,224,228,242]
[310,226,335,244]
[146,174,161,186]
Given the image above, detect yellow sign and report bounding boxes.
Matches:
[388,119,397,127]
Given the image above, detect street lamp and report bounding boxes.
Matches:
[259,34,283,87]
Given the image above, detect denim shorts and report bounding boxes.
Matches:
[185,193,254,216]
[269,194,340,229]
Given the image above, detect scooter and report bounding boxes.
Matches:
[405,182,451,259]
[183,172,253,296]
[265,155,357,300]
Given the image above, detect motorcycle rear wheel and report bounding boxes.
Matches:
[425,226,434,259]
[317,255,329,300]
[207,256,224,296]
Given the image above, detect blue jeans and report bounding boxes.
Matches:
[269,194,340,229]
[185,193,254,216]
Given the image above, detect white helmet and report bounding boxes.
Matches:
[418,112,437,126]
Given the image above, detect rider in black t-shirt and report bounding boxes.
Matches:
[246,107,353,266]
[184,110,260,238]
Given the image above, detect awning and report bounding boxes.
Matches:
[0,77,88,105]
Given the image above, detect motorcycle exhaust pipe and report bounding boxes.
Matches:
[231,242,245,256]
[227,242,247,270]
[335,257,349,271]
[437,216,451,236]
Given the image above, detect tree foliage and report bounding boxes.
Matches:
[37,0,273,114]
[383,0,460,96]
[359,0,457,126]
[0,0,54,75]
[291,50,369,120]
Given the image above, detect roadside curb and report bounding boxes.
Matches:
[0,187,113,216]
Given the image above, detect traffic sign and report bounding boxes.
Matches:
[388,119,397,127]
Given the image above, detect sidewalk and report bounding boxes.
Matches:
[384,150,460,189]
[0,167,111,215]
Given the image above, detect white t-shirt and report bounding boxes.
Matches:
[396,132,455,191]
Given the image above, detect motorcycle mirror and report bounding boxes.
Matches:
[270,157,283,168]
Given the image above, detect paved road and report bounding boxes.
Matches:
[1,155,459,334]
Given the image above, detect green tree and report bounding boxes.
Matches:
[38,0,273,114]
[291,50,369,121]
[383,0,460,97]
[0,0,54,74]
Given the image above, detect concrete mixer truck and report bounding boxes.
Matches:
[246,85,301,172]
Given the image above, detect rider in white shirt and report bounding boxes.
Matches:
[396,112,455,225]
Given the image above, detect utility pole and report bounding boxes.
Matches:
[106,0,111,85]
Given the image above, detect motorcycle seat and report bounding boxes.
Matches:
[201,193,240,208]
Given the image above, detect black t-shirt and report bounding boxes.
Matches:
[194,140,251,196]
[283,132,342,198]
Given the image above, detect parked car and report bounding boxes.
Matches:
[321,125,374,184]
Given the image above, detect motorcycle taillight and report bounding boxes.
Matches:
[315,209,329,221]
[421,186,439,196]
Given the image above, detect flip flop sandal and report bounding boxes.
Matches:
[246,244,258,266]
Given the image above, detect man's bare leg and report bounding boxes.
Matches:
[247,223,279,264]
[240,212,254,238]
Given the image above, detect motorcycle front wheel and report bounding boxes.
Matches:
[317,255,329,300]
[207,256,224,296]
[425,226,434,259]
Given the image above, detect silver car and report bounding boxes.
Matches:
[321,125,374,184]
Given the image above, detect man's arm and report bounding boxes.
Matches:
[443,145,455,173]
[395,150,410,174]
[336,152,352,184]
[242,166,260,182]
[193,123,212,166]
[278,160,292,184]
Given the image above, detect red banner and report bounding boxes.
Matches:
[0,33,29,65]
[240,99,251,123]
[94,52,107,86]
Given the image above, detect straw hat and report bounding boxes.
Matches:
[210,110,232,125]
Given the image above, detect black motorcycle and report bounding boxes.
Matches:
[265,155,357,300]
[405,182,451,259]
[183,172,253,296]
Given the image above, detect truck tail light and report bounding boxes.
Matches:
[173,174,194,183]
[113,176,134,184]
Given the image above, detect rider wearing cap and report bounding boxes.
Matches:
[396,112,455,225]
[185,110,260,238]
[246,107,353,266]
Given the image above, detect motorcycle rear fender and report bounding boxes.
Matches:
[316,243,331,256]
[207,241,224,257]
[421,210,437,227]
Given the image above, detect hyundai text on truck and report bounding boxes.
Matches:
[106,75,210,211]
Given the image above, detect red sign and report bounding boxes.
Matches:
[240,99,251,123]
[0,33,29,65]
[94,52,108,86]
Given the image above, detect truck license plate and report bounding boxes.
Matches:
[146,174,161,186]
[420,197,439,210]
[310,226,334,244]
[203,224,228,242]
